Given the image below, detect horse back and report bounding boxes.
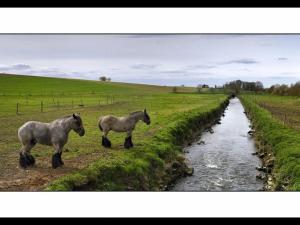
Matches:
[18,121,51,145]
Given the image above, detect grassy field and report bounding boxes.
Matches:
[0,74,228,191]
[240,94,300,190]
[246,94,300,131]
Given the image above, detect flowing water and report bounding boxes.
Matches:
[172,98,264,191]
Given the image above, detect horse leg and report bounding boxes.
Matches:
[102,131,111,148]
[124,131,133,149]
[19,142,36,168]
[52,144,63,169]
[59,151,64,165]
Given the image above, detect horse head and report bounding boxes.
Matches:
[143,109,151,125]
[72,114,85,136]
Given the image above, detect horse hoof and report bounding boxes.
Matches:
[19,153,29,168]
[52,153,62,169]
[102,137,112,148]
[59,152,64,165]
[124,137,132,149]
[27,155,35,166]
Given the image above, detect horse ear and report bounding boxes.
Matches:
[73,114,77,119]
[144,108,147,113]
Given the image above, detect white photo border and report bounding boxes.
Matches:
[0,8,300,218]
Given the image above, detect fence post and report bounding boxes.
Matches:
[16,102,19,115]
[41,101,43,112]
[284,113,287,125]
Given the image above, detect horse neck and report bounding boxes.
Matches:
[129,112,144,123]
[58,117,74,134]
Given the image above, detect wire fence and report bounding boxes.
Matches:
[0,95,119,116]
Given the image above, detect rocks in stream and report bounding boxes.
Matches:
[184,167,194,176]
[258,152,266,158]
[197,140,205,145]
[248,130,254,136]
[265,158,275,168]
[256,164,274,173]
[215,120,221,125]
[255,166,263,171]
[204,127,214,134]
[208,128,214,134]
[256,173,266,180]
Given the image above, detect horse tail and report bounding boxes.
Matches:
[98,117,103,131]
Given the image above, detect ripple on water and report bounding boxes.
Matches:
[205,164,219,169]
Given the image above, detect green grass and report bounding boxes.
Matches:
[240,94,300,190]
[0,74,228,191]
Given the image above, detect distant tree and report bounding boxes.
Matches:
[181,84,185,87]
[99,76,111,82]
[99,76,107,81]
[288,81,300,96]
[172,86,178,93]
[255,81,264,93]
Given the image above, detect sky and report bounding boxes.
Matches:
[0,34,300,87]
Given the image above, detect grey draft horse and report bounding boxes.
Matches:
[18,114,85,169]
[98,109,150,149]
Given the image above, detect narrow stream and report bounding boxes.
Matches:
[172,98,264,191]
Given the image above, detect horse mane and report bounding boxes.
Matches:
[62,115,73,119]
[55,115,78,122]
[129,111,143,116]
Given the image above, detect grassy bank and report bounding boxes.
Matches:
[0,74,228,190]
[240,94,300,190]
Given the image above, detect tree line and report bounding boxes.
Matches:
[224,80,300,97]
[223,80,264,94]
[265,82,300,96]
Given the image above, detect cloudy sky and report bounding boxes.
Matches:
[0,34,300,87]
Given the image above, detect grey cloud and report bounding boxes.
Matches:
[12,64,31,70]
[278,57,288,61]
[131,64,160,70]
[0,63,31,71]
[0,64,99,80]
[160,70,187,74]
[186,65,217,70]
[219,59,259,65]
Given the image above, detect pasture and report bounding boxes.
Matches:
[241,94,300,190]
[0,74,227,190]
[245,94,300,131]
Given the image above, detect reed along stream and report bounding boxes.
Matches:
[172,98,264,191]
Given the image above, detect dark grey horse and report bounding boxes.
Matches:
[18,114,85,169]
